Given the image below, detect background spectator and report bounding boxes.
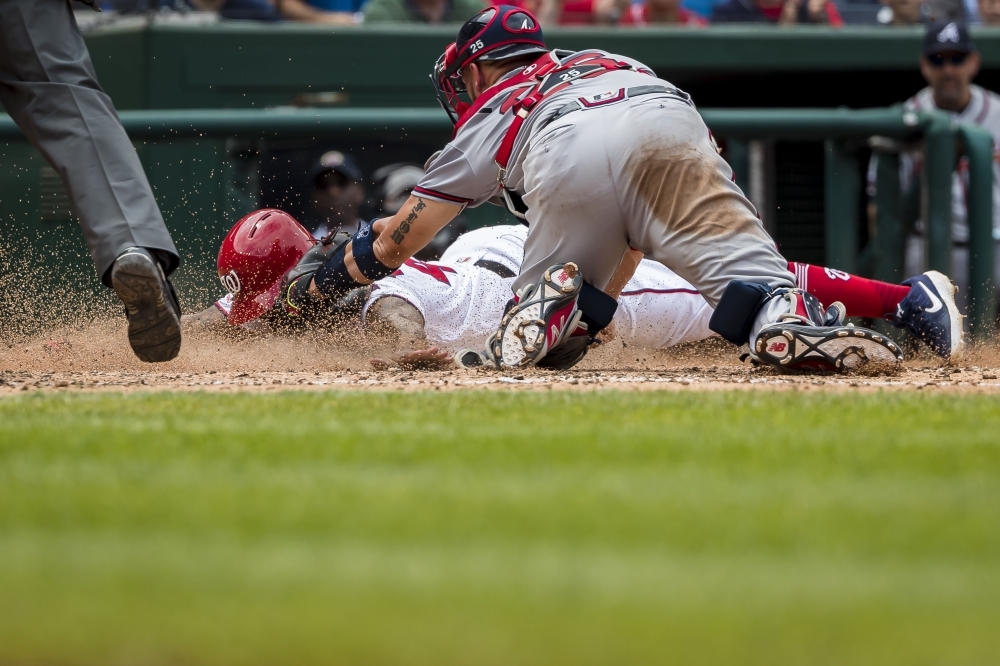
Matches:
[309,151,366,239]
[712,0,843,24]
[614,0,709,25]
[364,0,488,22]
[875,0,926,23]
[979,0,1000,21]
[190,0,357,22]
[876,0,965,23]
[374,164,425,216]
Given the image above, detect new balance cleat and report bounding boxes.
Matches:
[754,323,904,372]
[891,271,965,360]
[489,262,584,368]
[111,247,182,363]
[750,288,903,372]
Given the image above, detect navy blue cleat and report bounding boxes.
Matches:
[891,271,965,360]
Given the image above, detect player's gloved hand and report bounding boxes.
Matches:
[278,231,352,316]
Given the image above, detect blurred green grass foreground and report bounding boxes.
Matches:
[1,390,999,665]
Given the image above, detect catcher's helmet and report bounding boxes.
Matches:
[217,209,316,325]
[433,5,547,124]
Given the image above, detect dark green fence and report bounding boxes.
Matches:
[82,23,1000,111]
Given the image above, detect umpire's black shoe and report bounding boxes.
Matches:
[111,247,182,363]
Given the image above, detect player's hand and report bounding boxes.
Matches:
[370,347,454,370]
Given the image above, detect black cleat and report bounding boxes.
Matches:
[454,349,488,368]
[111,247,182,363]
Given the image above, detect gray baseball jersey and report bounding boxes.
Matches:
[413,50,656,208]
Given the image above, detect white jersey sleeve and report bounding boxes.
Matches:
[362,257,513,353]
[613,260,715,348]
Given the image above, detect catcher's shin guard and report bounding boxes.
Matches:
[489,262,585,368]
[751,289,903,372]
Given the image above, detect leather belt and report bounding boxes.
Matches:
[474,259,516,279]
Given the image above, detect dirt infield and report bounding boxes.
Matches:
[3,318,1000,394]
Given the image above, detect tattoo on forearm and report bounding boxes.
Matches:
[390,198,426,245]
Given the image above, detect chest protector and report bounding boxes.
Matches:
[453,50,652,220]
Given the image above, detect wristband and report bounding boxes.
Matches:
[351,222,395,282]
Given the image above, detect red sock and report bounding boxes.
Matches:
[788,262,911,319]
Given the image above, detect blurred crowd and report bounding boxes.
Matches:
[89,0,1000,27]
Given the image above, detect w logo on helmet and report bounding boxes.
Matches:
[220,270,242,294]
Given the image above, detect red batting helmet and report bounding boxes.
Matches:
[217,209,316,325]
[432,5,547,124]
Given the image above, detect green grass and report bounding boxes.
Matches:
[1,390,999,665]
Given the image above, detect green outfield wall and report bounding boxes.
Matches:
[81,24,1000,110]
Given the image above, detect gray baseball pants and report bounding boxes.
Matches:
[517,95,793,309]
[0,0,179,284]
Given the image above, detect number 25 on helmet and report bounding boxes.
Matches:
[431,5,547,125]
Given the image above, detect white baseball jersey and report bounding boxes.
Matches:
[362,255,514,352]
[215,225,717,351]
[361,225,716,352]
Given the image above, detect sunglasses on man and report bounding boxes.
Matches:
[927,52,969,67]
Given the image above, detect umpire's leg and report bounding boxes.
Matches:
[0,0,182,361]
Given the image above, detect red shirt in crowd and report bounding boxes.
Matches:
[494,0,708,27]
[617,2,708,26]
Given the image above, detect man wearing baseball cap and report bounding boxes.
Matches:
[308,150,366,240]
[873,22,1000,315]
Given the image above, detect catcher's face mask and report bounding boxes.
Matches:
[431,5,547,125]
